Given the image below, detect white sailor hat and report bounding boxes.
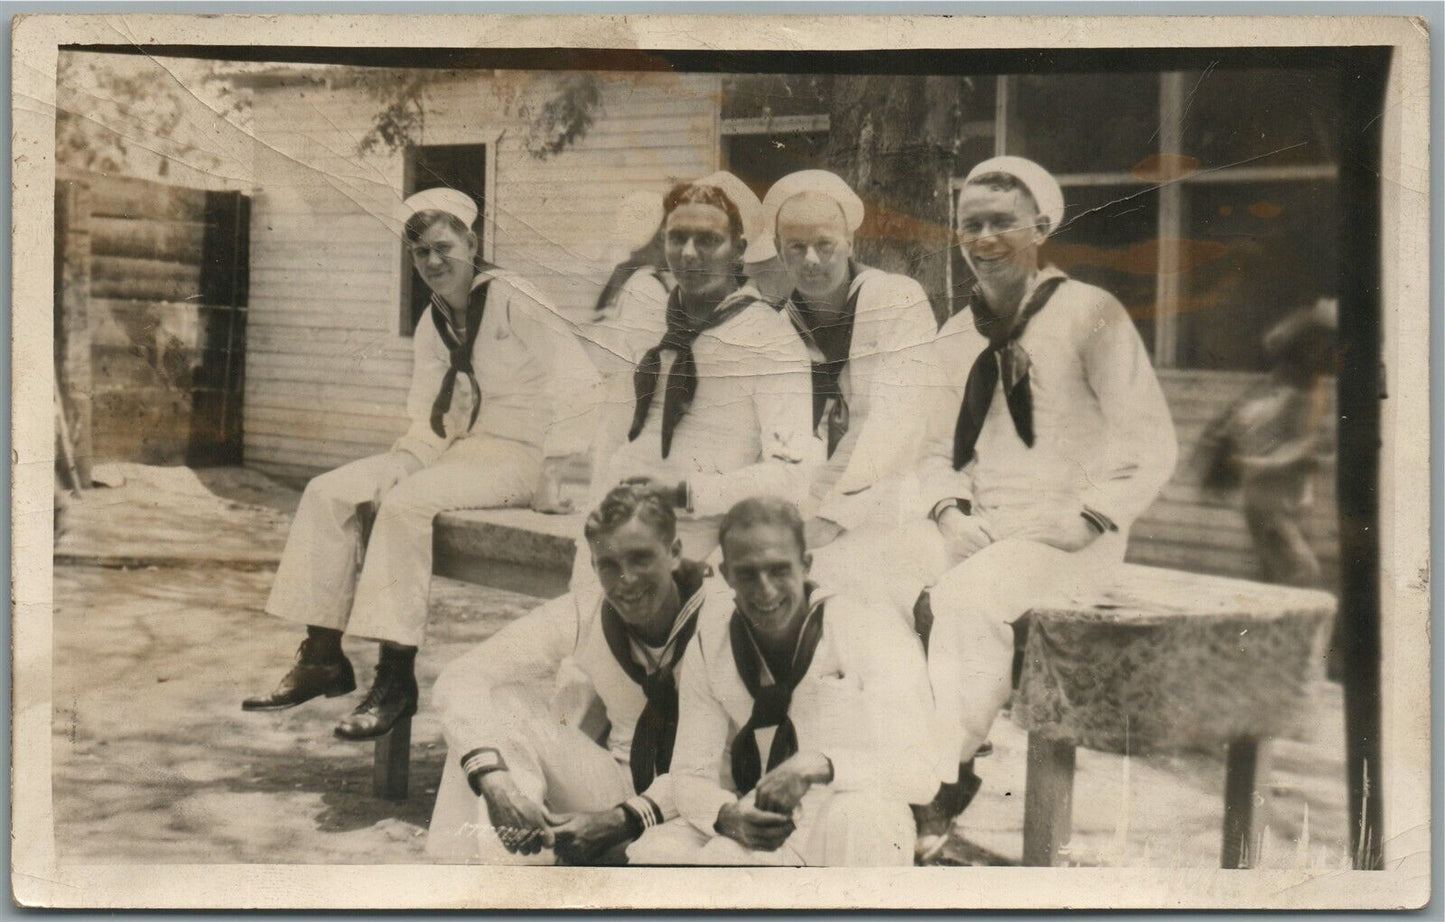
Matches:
[763,169,866,236]
[403,187,479,230]
[964,156,1065,238]
[751,170,867,264]
[613,189,666,253]
[689,171,768,264]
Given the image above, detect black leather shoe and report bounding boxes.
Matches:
[912,761,984,864]
[333,659,418,741]
[242,641,355,711]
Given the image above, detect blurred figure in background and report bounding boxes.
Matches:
[1195,297,1337,587]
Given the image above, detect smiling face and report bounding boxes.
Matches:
[956,182,1047,292]
[589,514,682,629]
[720,521,811,638]
[409,218,478,297]
[664,202,740,299]
[776,193,854,301]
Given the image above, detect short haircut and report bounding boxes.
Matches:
[962,171,1043,221]
[717,496,807,558]
[403,209,474,247]
[584,483,677,545]
[664,181,746,243]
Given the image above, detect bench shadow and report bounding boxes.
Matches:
[213,742,448,835]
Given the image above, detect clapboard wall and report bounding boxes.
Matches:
[242,71,721,480]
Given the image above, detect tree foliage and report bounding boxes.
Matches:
[354,69,604,160]
[55,51,249,183]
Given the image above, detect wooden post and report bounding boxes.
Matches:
[54,179,93,486]
[356,501,413,802]
[373,716,411,801]
[1022,733,1076,866]
[1221,737,1273,869]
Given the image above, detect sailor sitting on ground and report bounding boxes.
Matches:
[629,496,937,867]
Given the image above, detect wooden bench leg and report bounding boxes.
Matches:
[1023,733,1076,866]
[373,715,412,801]
[1221,736,1272,869]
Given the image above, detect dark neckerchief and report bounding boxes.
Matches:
[428,278,492,439]
[782,264,865,459]
[727,588,826,795]
[628,285,757,458]
[599,560,709,794]
[951,273,1068,470]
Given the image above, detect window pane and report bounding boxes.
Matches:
[1177,180,1338,371]
[1178,68,1341,169]
[1009,73,1160,176]
[722,132,830,201]
[1046,183,1162,355]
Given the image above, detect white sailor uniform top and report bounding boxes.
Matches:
[435,565,711,828]
[591,280,823,517]
[394,269,598,467]
[910,266,1178,536]
[669,585,939,834]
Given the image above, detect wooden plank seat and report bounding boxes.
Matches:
[1009,565,1337,868]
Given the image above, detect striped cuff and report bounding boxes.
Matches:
[620,794,664,838]
[460,747,507,796]
[1080,507,1118,535]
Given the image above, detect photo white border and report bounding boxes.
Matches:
[10,11,1433,910]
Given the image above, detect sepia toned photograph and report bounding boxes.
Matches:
[11,12,1432,910]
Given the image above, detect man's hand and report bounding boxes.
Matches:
[1016,509,1101,553]
[478,771,554,855]
[530,460,575,515]
[374,451,423,510]
[753,751,833,817]
[936,506,995,562]
[715,797,796,852]
[547,807,633,865]
[621,475,688,509]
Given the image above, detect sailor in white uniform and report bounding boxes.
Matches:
[756,170,939,545]
[630,497,938,866]
[244,188,598,742]
[427,485,710,864]
[579,172,822,578]
[810,158,1179,857]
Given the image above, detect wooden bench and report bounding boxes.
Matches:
[1009,565,1336,868]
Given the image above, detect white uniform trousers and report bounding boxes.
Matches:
[630,792,915,867]
[810,519,1126,783]
[426,683,634,864]
[265,436,541,647]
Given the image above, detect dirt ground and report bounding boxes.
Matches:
[51,465,1352,868]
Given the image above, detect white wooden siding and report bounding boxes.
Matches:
[244,70,722,475]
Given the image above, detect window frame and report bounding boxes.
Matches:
[397,137,499,338]
[950,72,1340,369]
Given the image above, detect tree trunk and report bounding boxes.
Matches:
[826,76,962,325]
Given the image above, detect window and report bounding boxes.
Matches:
[952,68,1342,371]
[400,143,487,335]
[720,74,832,201]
